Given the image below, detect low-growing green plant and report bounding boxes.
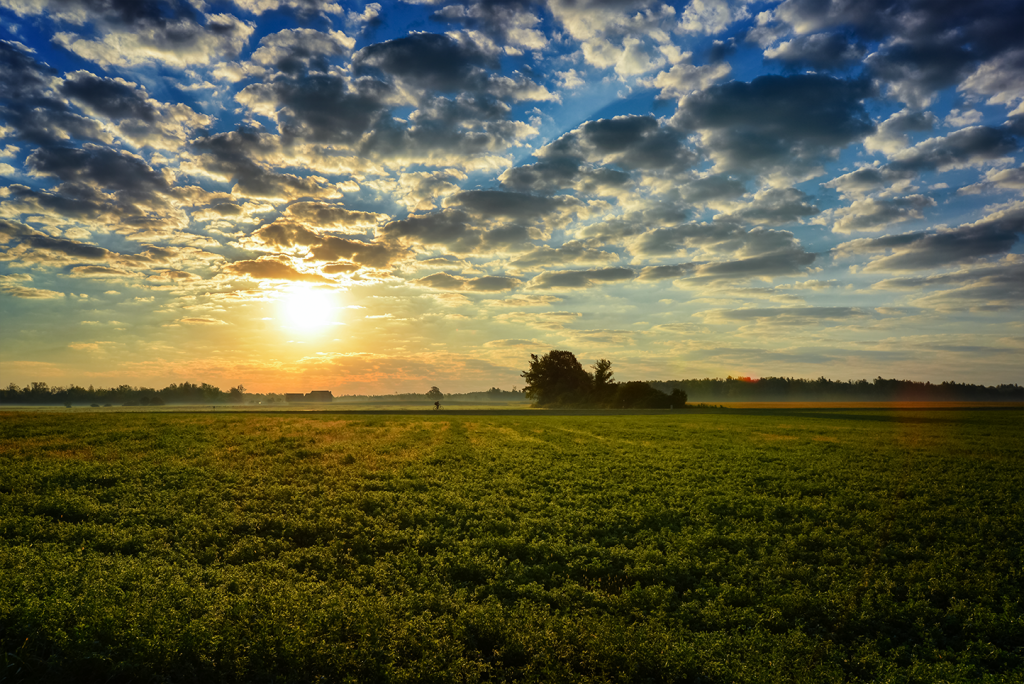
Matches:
[0,409,1021,683]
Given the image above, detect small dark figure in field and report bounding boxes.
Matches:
[434,401,442,410]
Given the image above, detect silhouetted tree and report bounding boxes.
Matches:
[613,381,685,409]
[522,350,592,407]
[591,359,615,405]
[426,386,443,400]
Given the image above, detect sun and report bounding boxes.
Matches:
[280,286,337,333]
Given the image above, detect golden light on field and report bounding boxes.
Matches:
[279,286,338,333]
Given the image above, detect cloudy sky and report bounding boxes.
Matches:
[1,0,1022,394]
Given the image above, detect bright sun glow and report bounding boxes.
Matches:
[280,287,337,333]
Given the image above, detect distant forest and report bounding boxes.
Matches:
[647,376,1024,403]
[2,377,1021,406]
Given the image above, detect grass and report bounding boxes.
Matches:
[0,408,1022,683]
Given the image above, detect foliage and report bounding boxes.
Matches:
[612,382,686,409]
[592,359,616,406]
[426,386,444,401]
[0,381,278,406]
[521,352,681,409]
[1,409,1021,683]
[647,376,1024,403]
[521,350,593,407]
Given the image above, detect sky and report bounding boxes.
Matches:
[0,0,1022,395]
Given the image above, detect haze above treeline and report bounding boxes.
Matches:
[4,377,1021,406]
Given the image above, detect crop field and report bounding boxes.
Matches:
[1,409,1022,683]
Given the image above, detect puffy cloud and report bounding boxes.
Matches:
[54,14,255,69]
[575,204,688,243]
[546,0,677,77]
[630,221,806,260]
[430,1,548,53]
[27,144,172,205]
[443,190,582,221]
[222,257,334,282]
[381,209,480,252]
[3,183,122,223]
[772,0,1018,54]
[67,265,134,278]
[672,74,875,178]
[310,235,397,268]
[0,218,111,260]
[636,263,698,281]
[188,128,342,200]
[647,60,732,98]
[176,316,228,325]
[539,115,697,172]
[491,309,582,330]
[678,0,751,36]
[863,109,938,156]
[866,40,976,109]
[508,242,620,271]
[499,158,632,196]
[875,260,1024,312]
[827,126,1020,195]
[356,107,536,167]
[832,203,1023,271]
[682,246,816,282]
[527,267,635,289]
[235,73,393,146]
[873,260,1024,291]
[354,32,499,93]
[59,71,211,150]
[715,187,820,226]
[700,306,866,325]
[769,0,1021,107]
[958,166,1024,195]
[484,294,562,307]
[763,32,865,71]
[1,284,64,298]
[283,201,386,233]
[412,272,520,291]
[826,195,936,233]
[482,338,550,348]
[393,171,465,211]
[242,219,399,269]
[232,0,345,15]
[59,71,159,124]
[676,175,747,206]
[0,40,113,148]
[248,28,354,74]
[959,48,1024,110]
[944,109,984,128]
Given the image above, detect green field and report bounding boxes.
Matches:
[1,409,1022,683]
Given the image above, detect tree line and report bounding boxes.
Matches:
[521,350,687,408]
[0,381,271,406]
[646,376,1023,403]
[3,367,1020,407]
[519,350,1023,407]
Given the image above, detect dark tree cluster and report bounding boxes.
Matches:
[0,382,269,406]
[646,376,1024,403]
[521,350,686,409]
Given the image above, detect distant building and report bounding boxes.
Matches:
[306,390,333,402]
[285,390,334,403]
